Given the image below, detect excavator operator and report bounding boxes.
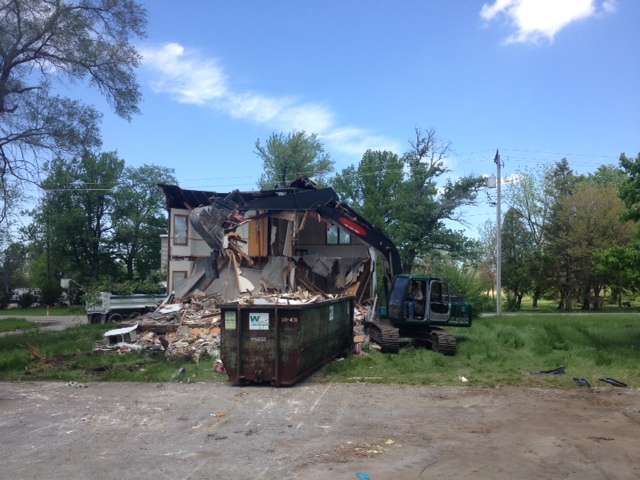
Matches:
[406,281,424,319]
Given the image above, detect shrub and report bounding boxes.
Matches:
[18,292,35,308]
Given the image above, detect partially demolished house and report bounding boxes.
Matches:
[158,182,400,302]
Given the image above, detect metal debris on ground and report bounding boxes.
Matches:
[530,366,566,376]
[598,378,628,387]
[573,378,591,388]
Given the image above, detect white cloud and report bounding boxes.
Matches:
[140,43,227,104]
[140,43,398,160]
[480,0,616,44]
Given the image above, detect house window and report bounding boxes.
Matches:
[172,271,187,290]
[174,215,188,245]
[326,225,351,245]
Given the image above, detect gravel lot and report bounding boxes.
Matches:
[1,380,638,479]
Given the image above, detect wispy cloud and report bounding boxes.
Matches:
[480,0,616,44]
[140,43,401,159]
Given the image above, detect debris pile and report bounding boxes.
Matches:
[94,289,374,362]
[94,293,223,360]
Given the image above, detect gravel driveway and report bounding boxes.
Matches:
[1,380,638,479]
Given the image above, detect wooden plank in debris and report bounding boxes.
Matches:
[228,242,254,266]
[120,323,215,335]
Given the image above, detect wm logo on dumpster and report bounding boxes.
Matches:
[249,312,269,330]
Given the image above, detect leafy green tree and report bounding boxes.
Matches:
[430,256,494,315]
[394,128,485,273]
[0,241,28,293]
[476,219,497,297]
[543,159,583,310]
[332,150,403,230]
[25,154,173,293]
[552,184,633,310]
[585,164,626,189]
[501,207,534,310]
[39,279,64,308]
[618,153,640,222]
[598,152,640,308]
[111,164,177,279]
[26,152,125,284]
[0,0,147,225]
[504,165,553,307]
[255,131,334,189]
[333,128,484,274]
[593,243,640,309]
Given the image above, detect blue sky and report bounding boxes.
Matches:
[88,0,639,238]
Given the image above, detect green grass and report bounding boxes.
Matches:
[1,313,639,388]
[0,324,227,384]
[323,314,640,388]
[0,305,86,316]
[516,296,640,314]
[0,318,39,332]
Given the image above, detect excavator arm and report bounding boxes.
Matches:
[190,186,403,279]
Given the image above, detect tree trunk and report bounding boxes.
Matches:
[557,291,565,311]
[593,286,601,311]
[517,293,523,309]
[564,293,573,312]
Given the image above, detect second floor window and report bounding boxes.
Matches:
[174,215,188,245]
[326,225,351,245]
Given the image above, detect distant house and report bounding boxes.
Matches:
[158,184,387,301]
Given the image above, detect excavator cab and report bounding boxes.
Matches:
[427,280,451,324]
[386,274,449,324]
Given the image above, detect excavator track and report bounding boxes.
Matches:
[430,328,456,356]
[365,321,400,353]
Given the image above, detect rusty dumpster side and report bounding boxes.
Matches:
[219,296,354,386]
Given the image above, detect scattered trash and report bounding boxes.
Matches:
[66,381,87,388]
[385,439,395,445]
[213,359,226,374]
[103,324,138,344]
[172,367,186,378]
[459,375,468,382]
[356,473,370,480]
[573,378,591,388]
[531,366,565,376]
[599,378,628,388]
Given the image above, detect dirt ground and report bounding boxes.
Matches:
[1,380,638,480]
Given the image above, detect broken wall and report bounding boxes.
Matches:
[167,204,374,301]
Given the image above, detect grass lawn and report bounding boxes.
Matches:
[0,313,638,388]
[324,313,640,388]
[0,306,86,316]
[0,318,39,332]
[0,324,227,384]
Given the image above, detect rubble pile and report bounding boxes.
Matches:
[94,289,373,361]
[94,293,223,359]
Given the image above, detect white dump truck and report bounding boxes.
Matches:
[86,292,168,324]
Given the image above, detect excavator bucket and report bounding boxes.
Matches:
[189,203,232,252]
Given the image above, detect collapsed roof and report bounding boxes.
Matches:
[159,183,401,301]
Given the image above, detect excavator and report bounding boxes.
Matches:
[369,273,473,355]
[186,179,473,356]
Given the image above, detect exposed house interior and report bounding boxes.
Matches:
[158,184,380,302]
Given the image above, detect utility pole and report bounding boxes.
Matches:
[494,149,502,317]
